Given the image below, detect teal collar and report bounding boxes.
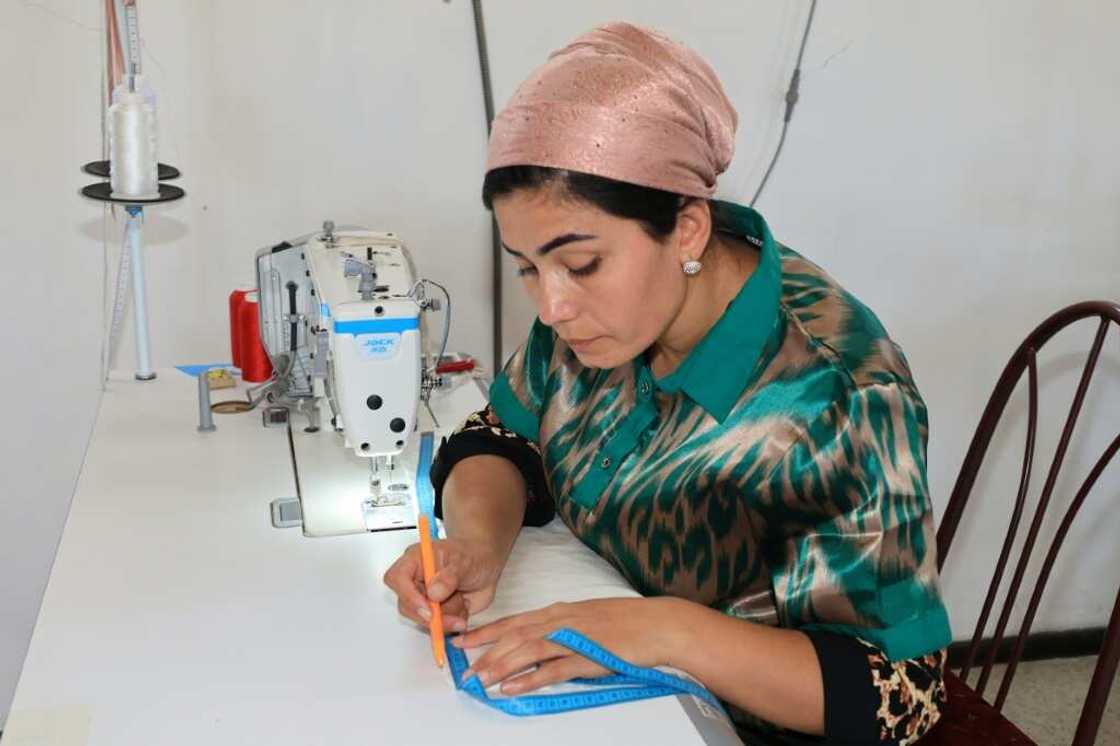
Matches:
[652,202,782,422]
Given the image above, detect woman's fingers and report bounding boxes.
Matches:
[441,593,469,633]
[385,545,473,631]
[453,616,510,649]
[385,539,508,634]
[396,583,428,625]
[454,605,549,649]
[396,590,470,634]
[476,637,566,687]
[463,624,549,682]
[427,565,459,603]
[501,655,605,695]
[383,546,428,613]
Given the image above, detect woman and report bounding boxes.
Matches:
[384,22,950,744]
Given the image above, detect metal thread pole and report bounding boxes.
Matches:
[472,0,502,374]
[197,373,216,432]
[126,205,156,380]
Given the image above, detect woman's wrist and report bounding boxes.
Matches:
[647,596,706,669]
[445,525,512,566]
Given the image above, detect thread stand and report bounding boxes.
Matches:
[81,176,185,381]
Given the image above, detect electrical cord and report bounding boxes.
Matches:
[425,279,452,368]
[750,0,818,207]
[411,279,453,372]
[211,375,275,415]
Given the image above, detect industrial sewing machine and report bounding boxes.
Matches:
[255,221,448,537]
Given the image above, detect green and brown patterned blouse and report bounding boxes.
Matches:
[487,201,951,662]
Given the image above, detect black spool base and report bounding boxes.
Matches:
[81,181,185,206]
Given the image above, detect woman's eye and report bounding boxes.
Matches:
[568,258,601,277]
[516,264,538,277]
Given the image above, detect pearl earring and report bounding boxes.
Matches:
[682,259,702,276]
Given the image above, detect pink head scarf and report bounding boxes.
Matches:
[485,22,738,199]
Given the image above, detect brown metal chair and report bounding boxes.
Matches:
[924,300,1120,746]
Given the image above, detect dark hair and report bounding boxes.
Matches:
[482,166,686,240]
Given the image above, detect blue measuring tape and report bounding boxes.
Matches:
[414,432,725,717]
[445,627,724,716]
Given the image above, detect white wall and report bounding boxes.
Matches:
[2,0,1118,728]
[0,0,106,732]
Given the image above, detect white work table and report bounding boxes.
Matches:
[6,370,738,745]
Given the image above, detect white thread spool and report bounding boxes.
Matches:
[108,86,159,199]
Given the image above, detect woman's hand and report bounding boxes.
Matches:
[382,538,506,632]
[452,597,679,695]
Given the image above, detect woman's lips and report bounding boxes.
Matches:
[564,336,601,351]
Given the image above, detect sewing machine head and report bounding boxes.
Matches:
[255,221,441,536]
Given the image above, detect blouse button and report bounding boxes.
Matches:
[600,456,612,469]
[639,381,651,396]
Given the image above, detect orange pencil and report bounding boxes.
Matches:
[417,514,447,668]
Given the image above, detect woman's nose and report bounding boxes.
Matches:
[536,277,578,326]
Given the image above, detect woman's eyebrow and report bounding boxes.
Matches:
[501,233,597,257]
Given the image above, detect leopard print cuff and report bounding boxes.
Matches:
[430,405,555,526]
[731,634,946,745]
[866,640,946,745]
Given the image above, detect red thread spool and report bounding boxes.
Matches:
[228,288,251,368]
[238,292,273,383]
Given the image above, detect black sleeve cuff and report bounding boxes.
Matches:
[804,630,879,745]
[430,428,555,527]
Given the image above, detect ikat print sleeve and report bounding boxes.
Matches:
[759,382,952,662]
